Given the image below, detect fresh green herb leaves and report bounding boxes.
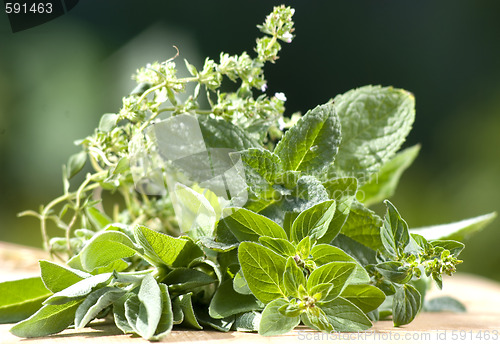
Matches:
[7,3,495,341]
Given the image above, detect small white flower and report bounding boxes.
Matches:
[282,32,293,43]
[261,84,268,92]
[275,92,287,102]
[278,117,286,130]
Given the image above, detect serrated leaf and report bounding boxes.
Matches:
[209,280,262,319]
[43,273,113,306]
[164,268,217,293]
[341,284,386,313]
[358,144,420,206]
[75,287,126,329]
[0,277,52,324]
[40,260,90,293]
[291,200,336,243]
[307,262,356,301]
[259,299,300,336]
[70,231,137,272]
[134,225,203,268]
[318,297,372,332]
[238,242,287,303]
[333,85,415,180]
[381,200,410,259]
[410,212,497,241]
[221,207,287,242]
[10,300,82,338]
[274,103,341,173]
[392,284,422,326]
[340,201,384,251]
[239,148,284,184]
[310,244,370,284]
[174,183,217,239]
[67,151,87,179]
[99,113,119,132]
[197,114,258,150]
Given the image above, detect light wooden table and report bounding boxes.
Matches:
[1,242,499,343]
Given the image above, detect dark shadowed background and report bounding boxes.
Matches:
[1,0,499,280]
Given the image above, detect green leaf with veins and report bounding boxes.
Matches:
[259,298,300,336]
[134,225,203,268]
[0,277,52,324]
[258,236,296,257]
[307,262,356,301]
[332,85,415,181]
[283,257,306,298]
[392,284,421,326]
[209,279,262,319]
[75,287,126,329]
[340,201,383,251]
[221,207,287,242]
[290,200,336,243]
[318,297,372,332]
[341,284,386,313]
[274,103,341,173]
[238,242,287,303]
[40,260,90,293]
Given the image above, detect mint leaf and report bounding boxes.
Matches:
[197,114,259,150]
[358,144,420,206]
[10,300,82,338]
[410,212,497,241]
[134,225,203,268]
[66,151,87,179]
[290,200,336,243]
[39,260,90,293]
[381,200,410,259]
[340,201,384,251]
[259,299,300,336]
[239,148,284,184]
[209,280,262,319]
[0,277,51,324]
[392,284,421,326]
[221,207,287,242]
[307,262,356,301]
[274,103,341,173]
[319,297,372,332]
[238,242,287,303]
[333,85,415,180]
[341,284,386,313]
[85,206,112,230]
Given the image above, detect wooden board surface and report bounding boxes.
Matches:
[1,241,499,343]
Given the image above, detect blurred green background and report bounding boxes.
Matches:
[0,0,499,280]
